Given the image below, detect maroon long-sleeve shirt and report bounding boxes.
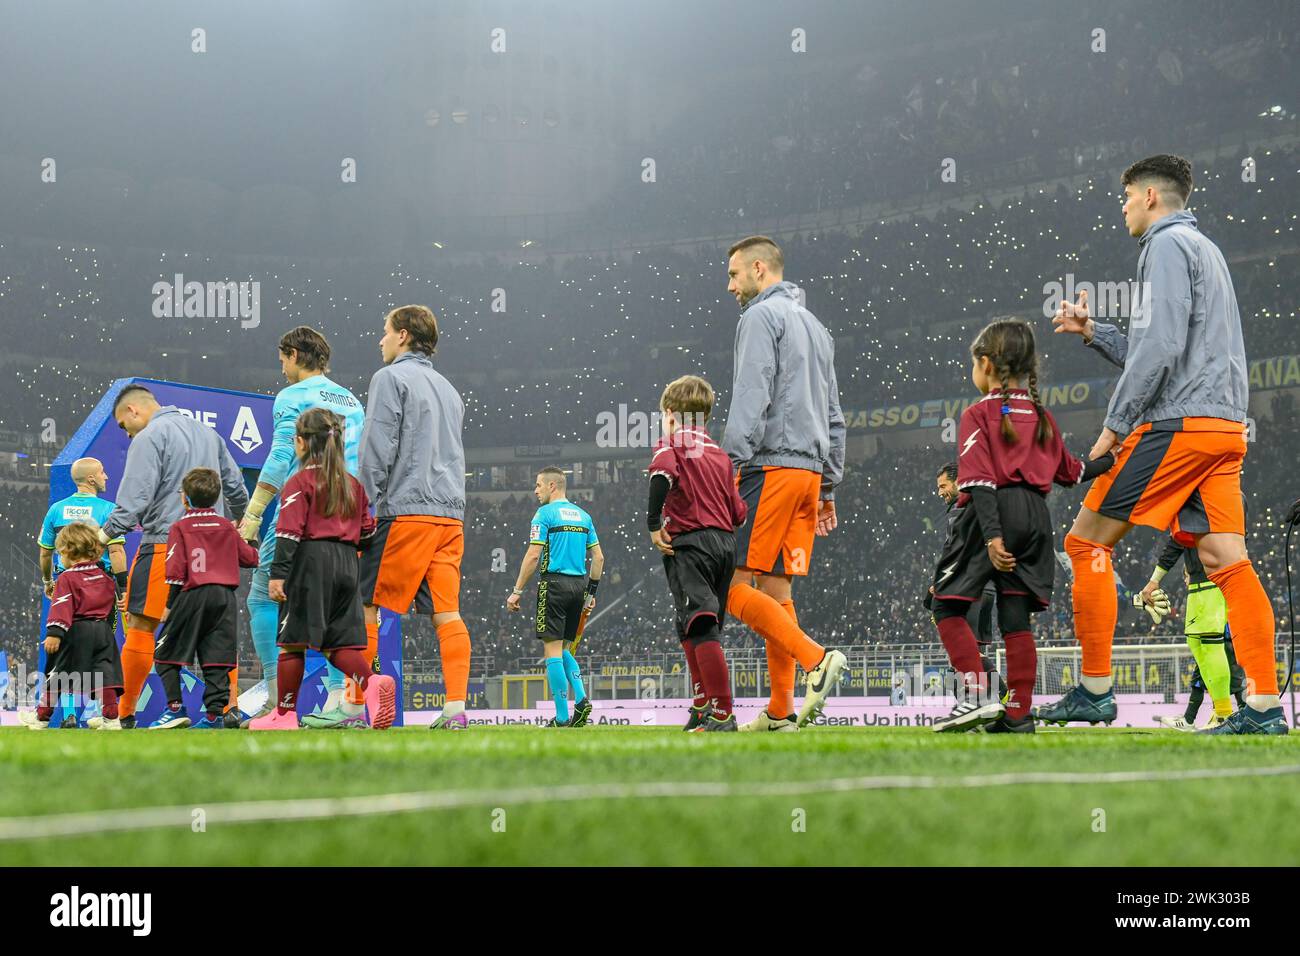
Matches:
[46,563,116,635]
[955,389,1113,540]
[164,507,260,594]
[648,426,748,534]
[271,467,376,579]
[955,391,1086,503]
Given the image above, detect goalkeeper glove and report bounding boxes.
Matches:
[238,485,277,542]
[1133,587,1171,624]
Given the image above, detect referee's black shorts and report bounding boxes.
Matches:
[536,572,586,643]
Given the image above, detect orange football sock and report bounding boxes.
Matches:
[1064,533,1117,678]
[726,582,823,672]
[344,619,382,706]
[1208,559,1279,697]
[779,598,798,626]
[766,642,797,718]
[437,618,471,702]
[225,665,238,712]
[765,599,799,716]
[366,618,379,668]
[119,627,156,718]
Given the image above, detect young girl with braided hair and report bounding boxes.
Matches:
[930,318,1116,732]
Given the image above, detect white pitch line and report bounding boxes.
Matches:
[2,763,1299,843]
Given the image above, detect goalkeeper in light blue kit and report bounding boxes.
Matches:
[238,327,366,726]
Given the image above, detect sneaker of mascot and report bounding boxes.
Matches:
[248,708,302,731]
[302,707,368,729]
[933,698,1005,733]
[148,709,192,730]
[240,703,275,729]
[698,714,738,732]
[682,704,712,731]
[363,674,397,730]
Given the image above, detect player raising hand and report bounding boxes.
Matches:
[1039,154,1285,735]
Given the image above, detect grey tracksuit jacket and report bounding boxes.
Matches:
[1087,210,1249,435]
[358,351,466,520]
[102,406,249,544]
[721,281,846,499]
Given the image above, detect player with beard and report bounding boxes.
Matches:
[99,386,249,728]
[722,236,847,731]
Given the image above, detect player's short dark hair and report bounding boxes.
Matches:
[181,467,221,508]
[538,466,567,490]
[54,522,102,564]
[937,462,958,482]
[113,385,156,412]
[279,326,331,371]
[386,305,439,355]
[1121,154,1193,207]
[727,235,784,274]
[660,375,714,421]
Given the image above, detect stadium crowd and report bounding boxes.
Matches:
[589,0,1298,234]
[1,139,1295,457]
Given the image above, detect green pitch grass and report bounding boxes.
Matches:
[1,725,1298,866]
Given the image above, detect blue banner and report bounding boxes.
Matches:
[404,680,488,710]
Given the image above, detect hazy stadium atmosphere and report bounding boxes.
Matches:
[1,0,1299,888]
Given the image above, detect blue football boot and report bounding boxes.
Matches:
[1032,685,1117,726]
[1198,706,1289,735]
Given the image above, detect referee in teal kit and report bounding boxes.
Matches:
[506,467,604,726]
[39,457,128,596]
